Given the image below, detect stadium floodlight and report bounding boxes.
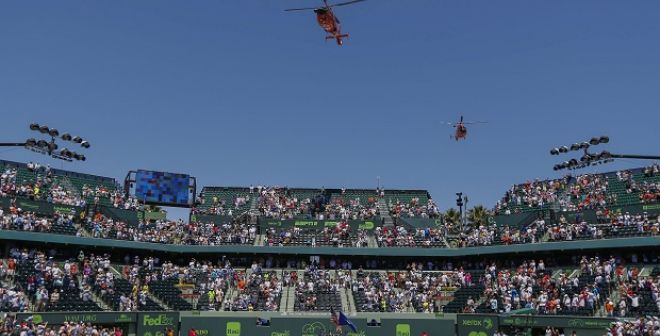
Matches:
[2,122,93,162]
[550,135,659,171]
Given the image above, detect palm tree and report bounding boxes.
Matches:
[467,205,490,227]
[444,208,461,230]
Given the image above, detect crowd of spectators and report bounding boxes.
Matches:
[229,263,281,312]
[325,196,378,221]
[547,215,604,241]
[0,315,125,336]
[472,256,623,316]
[607,264,660,318]
[82,253,155,312]
[1,164,133,211]
[375,220,544,248]
[0,253,29,311]
[293,264,345,311]
[195,193,250,216]
[257,187,378,220]
[353,263,472,313]
[605,317,660,336]
[1,246,658,321]
[389,198,440,219]
[633,165,660,204]
[496,165,660,215]
[87,214,257,245]
[1,208,81,235]
[495,178,566,214]
[563,174,614,211]
[547,212,660,242]
[264,221,368,247]
[2,248,93,313]
[375,225,446,247]
[0,166,87,207]
[82,185,139,210]
[257,187,319,219]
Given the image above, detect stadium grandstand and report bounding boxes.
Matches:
[1,160,659,336]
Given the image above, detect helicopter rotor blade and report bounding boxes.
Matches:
[284,6,318,11]
[329,0,367,8]
[463,121,488,125]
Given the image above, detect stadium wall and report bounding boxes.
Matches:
[2,229,658,257]
[14,312,618,336]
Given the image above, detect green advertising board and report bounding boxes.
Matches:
[398,217,443,229]
[136,312,180,336]
[270,317,369,336]
[138,211,167,222]
[179,315,453,336]
[180,316,260,336]
[499,315,614,330]
[380,318,454,336]
[101,206,140,225]
[457,314,498,336]
[0,197,83,217]
[190,214,234,224]
[259,218,378,231]
[15,312,135,325]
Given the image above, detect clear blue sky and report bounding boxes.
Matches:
[1,1,659,219]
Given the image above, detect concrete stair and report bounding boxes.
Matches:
[77,274,112,311]
[377,199,394,226]
[285,284,296,312]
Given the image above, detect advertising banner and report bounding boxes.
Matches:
[457,314,498,336]
[0,197,84,217]
[15,312,135,325]
[136,313,179,336]
[259,219,378,231]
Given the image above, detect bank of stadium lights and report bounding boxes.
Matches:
[549,136,660,171]
[21,123,89,162]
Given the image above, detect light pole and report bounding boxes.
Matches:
[456,192,464,232]
[0,123,90,162]
[463,195,469,228]
[550,136,660,171]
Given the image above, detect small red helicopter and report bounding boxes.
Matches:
[442,116,488,141]
[285,0,366,45]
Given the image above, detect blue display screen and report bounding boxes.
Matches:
[135,170,190,206]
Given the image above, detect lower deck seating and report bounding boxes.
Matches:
[149,278,193,311]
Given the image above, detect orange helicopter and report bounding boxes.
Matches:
[285,0,366,46]
[442,116,488,141]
